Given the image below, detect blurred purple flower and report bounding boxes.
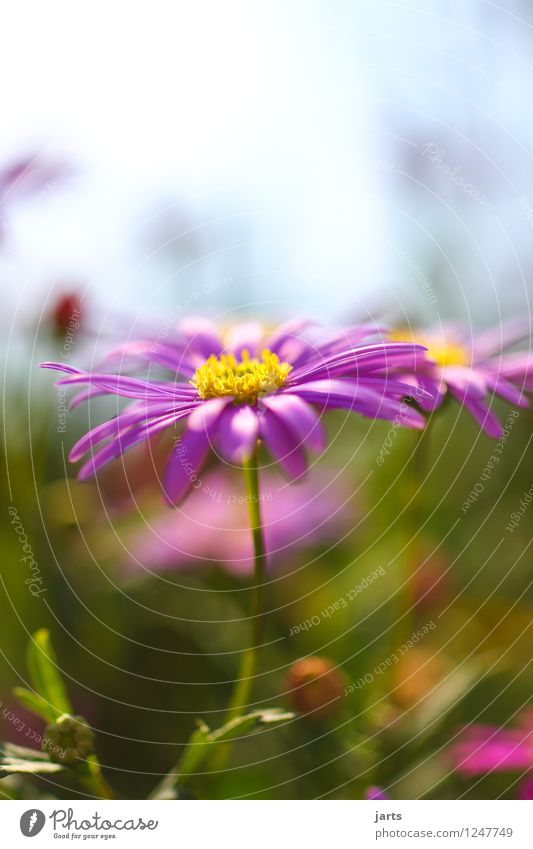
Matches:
[450,713,533,799]
[0,154,71,244]
[121,467,353,576]
[518,775,533,800]
[365,786,390,800]
[393,319,533,437]
[41,318,427,504]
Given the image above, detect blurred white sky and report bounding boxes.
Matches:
[2,0,533,331]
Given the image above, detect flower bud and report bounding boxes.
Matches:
[286,656,346,721]
[50,292,82,337]
[392,647,448,708]
[413,543,452,613]
[43,714,95,765]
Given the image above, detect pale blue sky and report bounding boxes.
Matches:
[2,0,533,335]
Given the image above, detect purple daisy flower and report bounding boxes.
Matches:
[392,319,533,437]
[119,467,353,576]
[449,712,533,799]
[41,318,427,504]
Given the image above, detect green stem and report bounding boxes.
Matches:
[401,422,431,641]
[77,756,115,799]
[210,441,267,770]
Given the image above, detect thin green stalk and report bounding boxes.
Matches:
[401,421,432,642]
[77,756,115,799]
[210,441,267,770]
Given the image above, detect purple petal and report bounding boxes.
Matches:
[262,394,326,452]
[491,353,533,392]
[396,373,447,411]
[78,410,190,481]
[163,397,230,503]
[287,380,426,427]
[483,372,528,407]
[440,366,488,400]
[266,318,316,362]
[181,317,223,359]
[451,391,502,438]
[284,378,388,406]
[163,426,212,504]
[259,408,308,478]
[187,397,233,431]
[225,322,264,358]
[288,342,427,384]
[69,401,193,462]
[216,404,259,463]
[70,386,112,410]
[474,318,531,361]
[40,361,82,376]
[302,324,385,363]
[41,362,194,401]
[104,340,199,376]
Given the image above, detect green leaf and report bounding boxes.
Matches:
[26,629,72,717]
[168,725,210,786]
[151,708,295,798]
[0,743,64,777]
[210,708,295,744]
[12,687,58,723]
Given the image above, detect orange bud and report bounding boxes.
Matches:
[286,656,346,721]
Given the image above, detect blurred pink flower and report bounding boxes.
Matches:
[365,786,389,800]
[450,711,533,798]
[518,775,533,800]
[121,467,354,576]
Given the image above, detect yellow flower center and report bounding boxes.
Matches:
[424,340,469,368]
[390,330,469,368]
[191,349,292,404]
